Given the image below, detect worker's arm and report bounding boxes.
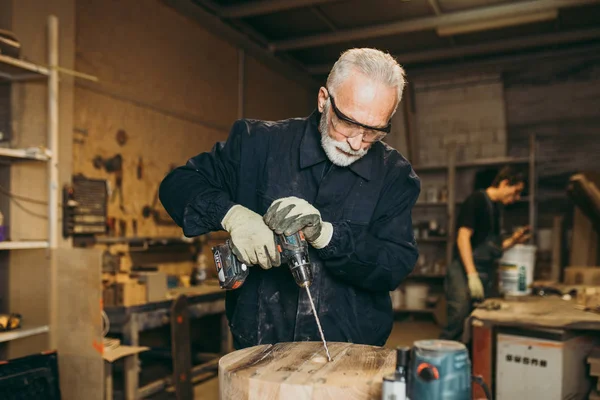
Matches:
[159,121,279,268]
[316,165,421,292]
[457,227,477,275]
[159,122,244,236]
[502,226,531,250]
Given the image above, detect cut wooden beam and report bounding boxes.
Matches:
[270,0,600,51]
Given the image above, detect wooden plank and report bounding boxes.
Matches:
[550,216,563,282]
[471,324,493,400]
[570,207,598,267]
[219,342,395,400]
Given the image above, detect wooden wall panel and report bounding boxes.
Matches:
[245,55,314,121]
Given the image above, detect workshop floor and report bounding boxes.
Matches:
[193,318,440,399]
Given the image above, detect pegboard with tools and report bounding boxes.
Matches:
[62,175,108,238]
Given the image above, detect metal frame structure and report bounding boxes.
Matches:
[165,0,600,84]
[395,136,537,322]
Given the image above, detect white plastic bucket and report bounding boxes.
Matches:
[405,283,429,309]
[499,244,537,296]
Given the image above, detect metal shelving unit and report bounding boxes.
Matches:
[394,137,537,322]
[0,16,59,250]
[0,16,59,352]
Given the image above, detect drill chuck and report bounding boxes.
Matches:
[289,261,313,287]
[276,232,313,287]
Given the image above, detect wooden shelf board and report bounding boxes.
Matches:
[0,241,49,250]
[0,325,49,343]
[0,147,51,161]
[0,54,49,81]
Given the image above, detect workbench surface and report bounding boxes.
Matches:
[105,282,226,333]
[470,296,600,331]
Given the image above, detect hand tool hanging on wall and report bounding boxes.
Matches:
[92,154,127,213]
[137,157,143,180]
[62,175,108,239]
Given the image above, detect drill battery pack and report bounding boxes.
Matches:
[211,240,249,290]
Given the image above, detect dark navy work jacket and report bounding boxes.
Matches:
[159,110,420,349]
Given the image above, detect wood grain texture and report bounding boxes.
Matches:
[219,342,395,400]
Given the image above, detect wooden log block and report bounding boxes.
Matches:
[219,342,395,400]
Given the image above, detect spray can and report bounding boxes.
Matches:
[382,346,411,400]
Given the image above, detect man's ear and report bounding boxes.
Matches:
[317,87,328,113]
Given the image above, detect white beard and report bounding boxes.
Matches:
[319,103,368,167]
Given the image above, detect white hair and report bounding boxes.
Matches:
[326,48,406,115]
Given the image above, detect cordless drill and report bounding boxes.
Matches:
[211,230,332,361]
[211,231,312,290]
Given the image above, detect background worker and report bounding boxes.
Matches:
[440,166,530,341]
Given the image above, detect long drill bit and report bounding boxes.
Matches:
[305,286,332,362]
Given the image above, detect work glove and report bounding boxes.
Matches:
[263,196,333,249]
[467,273,485,300]
[221,205,280,269]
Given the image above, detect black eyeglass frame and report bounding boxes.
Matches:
[326,88,392,135]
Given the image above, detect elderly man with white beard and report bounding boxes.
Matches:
[159,48,420,349]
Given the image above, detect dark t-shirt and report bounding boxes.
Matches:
[453,191,500,260]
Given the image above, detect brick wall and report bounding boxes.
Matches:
[413,73,507,167]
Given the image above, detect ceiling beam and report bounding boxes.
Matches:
[408,42,600,79]
[162,0,320,89]
[305,27,600,74]
[310,6,338,32]
[427,0,442,16]
[218,0,344,19]
[269,0,600,51]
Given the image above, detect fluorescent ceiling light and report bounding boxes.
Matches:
[437,9,558,37]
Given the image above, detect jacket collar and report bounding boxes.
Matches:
[299,110,374,181]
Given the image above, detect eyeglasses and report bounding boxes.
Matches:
[326,88,391,143]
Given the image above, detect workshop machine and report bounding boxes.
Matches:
[382,340,492,400]
[212,231,332,361]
